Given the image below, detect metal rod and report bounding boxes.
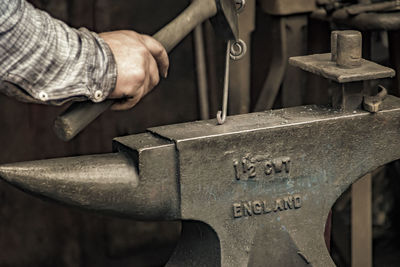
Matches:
[388,30,400,96]
[217,40,231,125]
[254,17,287,111]
[193,23,210,120]
[351,174,372,267]
[348,1,399,16]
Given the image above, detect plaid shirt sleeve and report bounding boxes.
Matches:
[0,0,117,105]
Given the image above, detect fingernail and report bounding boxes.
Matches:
[163,69,169,79]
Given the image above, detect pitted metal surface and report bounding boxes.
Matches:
[2,96,400,266]
[289,53,395,83]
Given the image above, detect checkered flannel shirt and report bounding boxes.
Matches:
[0,0,117,105]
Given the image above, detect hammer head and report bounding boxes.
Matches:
[211,0,239,41]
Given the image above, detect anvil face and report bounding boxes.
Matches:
[3,96,400,266]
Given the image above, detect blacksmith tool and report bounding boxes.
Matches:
[254,0,316,111]
[346,1,400,16]
[2,95,400,266]
[54,0,240,142]
[290,30,396,267]
[1,30,397,266]
[216,41,231,125]
[290,30,395,112]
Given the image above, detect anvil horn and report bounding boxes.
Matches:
[0,152,179,220]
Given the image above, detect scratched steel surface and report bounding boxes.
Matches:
[148,96,400,266]
[2,96,400,266]
[290,53,395,83]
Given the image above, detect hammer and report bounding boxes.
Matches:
[53,0,239,141]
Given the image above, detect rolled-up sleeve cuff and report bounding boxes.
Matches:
[86,30,118,103]
[0,1,118,105]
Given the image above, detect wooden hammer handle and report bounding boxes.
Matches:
[54,0,217,141]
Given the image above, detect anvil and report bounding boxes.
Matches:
[2,95,400,266]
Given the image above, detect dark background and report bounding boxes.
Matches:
[1,0,400,266]
[0,1,198,266]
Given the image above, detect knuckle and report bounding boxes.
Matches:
[131,68,146,85]
[140,34,150,41]
[138,46,150,57]
[154,46,165,58]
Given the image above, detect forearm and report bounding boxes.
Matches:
[0,0,117,105]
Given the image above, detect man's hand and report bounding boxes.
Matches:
[100,31,169,110]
